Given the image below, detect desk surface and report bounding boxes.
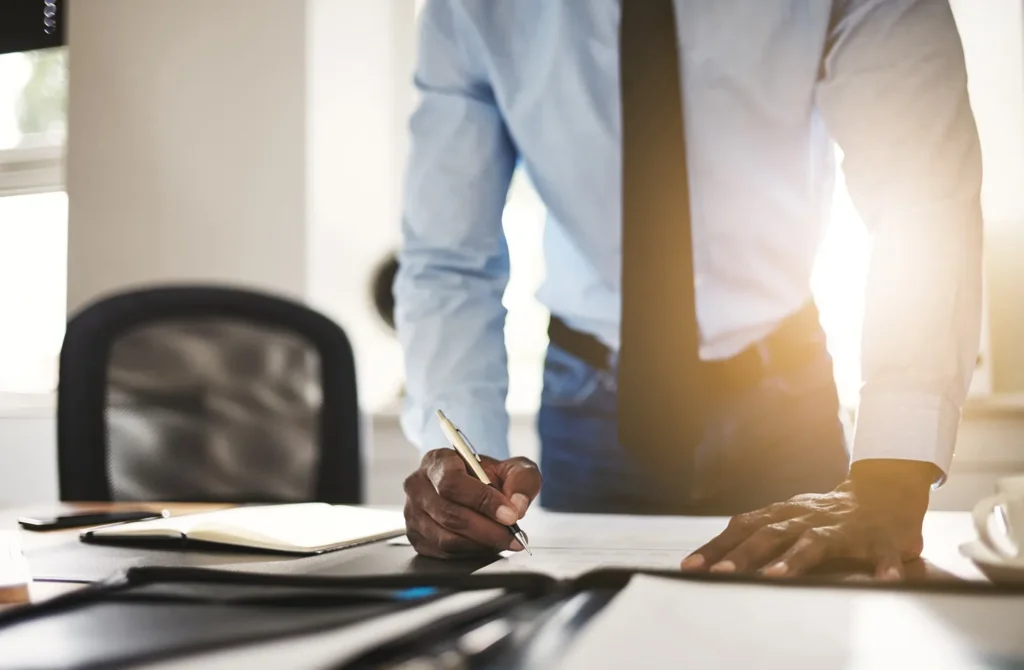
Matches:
[1,502,985,608]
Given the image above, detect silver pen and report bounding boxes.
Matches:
[436,410,532,555]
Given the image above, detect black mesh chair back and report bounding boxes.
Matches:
[57,285,362,504]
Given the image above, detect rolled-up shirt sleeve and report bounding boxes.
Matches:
[394,0,518,459]
[816,0,984,481]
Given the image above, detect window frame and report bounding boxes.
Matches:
[0,141,65,410]
[0,142,64,197]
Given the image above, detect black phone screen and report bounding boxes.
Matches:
[18,510,164,531]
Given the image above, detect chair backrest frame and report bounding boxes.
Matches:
[57,285,362,504]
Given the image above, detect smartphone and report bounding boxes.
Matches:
[18,510,166,531]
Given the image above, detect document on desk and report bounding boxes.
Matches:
[554,574,1017,670]
[475,547,687,579]
[515,510,726,551]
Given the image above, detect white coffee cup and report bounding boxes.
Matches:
[972,474,1024,563]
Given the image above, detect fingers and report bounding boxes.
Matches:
[423,449,519,524]
[405,449,531,559]
[492,457,542,518]
[682,503,798,571]
[760,527,837,577]
[404,503,490,559]
[403,471,517,557]
[705,520,808,574]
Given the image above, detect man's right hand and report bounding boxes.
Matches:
[403,449,542,559]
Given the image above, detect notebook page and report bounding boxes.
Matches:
[89,504,406,552]
[186,505,405,551]
[87,509,219,538]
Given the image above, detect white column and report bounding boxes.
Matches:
[66,0,416,409]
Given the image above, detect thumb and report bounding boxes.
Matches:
[493,457,542,519]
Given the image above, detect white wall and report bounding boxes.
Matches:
[65,0,310,311]
[0,409,57,506]
[65,0,415,410]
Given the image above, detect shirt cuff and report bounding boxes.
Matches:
[851,391,961,486]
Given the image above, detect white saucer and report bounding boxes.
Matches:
[959,540,1024,584]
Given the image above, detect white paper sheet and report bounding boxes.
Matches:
[554,575,1021,670]
[510,510,727,551]
[476,547,687,579]
[392,511,724,576]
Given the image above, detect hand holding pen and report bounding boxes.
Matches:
[436,410,532,554]
[401,412,541,560]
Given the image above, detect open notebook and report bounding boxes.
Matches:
[80,504,406,555]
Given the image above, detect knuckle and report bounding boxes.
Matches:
[422,448,449,464]
[760,521,793,539]
[806,526,836,543]
[423,449,459,479]
[402,472,421,497]
[728,513,757,530]
[474,485,501,514]
[510,456,539,471]
[435,474,460,501]
[514,458,542,481]
[437,502,468,532]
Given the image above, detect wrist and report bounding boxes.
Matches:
[846,459,936,506]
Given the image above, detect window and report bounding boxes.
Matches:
[0,47,67,394]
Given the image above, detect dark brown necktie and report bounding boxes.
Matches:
[617,0,703,468]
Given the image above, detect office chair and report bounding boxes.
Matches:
[57,285,362,504]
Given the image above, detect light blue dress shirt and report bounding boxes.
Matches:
[395,0,982,478]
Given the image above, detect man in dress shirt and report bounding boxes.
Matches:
[396,0,982,578]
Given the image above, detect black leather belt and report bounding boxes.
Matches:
[548,303,826,394]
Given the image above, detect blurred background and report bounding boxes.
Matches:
[0,0,1022,508]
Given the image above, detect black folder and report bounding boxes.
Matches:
[0,566,1021,670]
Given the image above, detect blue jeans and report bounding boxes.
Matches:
[537,339,850,515]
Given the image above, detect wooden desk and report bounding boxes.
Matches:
[1,503,985,610]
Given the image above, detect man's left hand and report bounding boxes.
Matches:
[681,460,938,579]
